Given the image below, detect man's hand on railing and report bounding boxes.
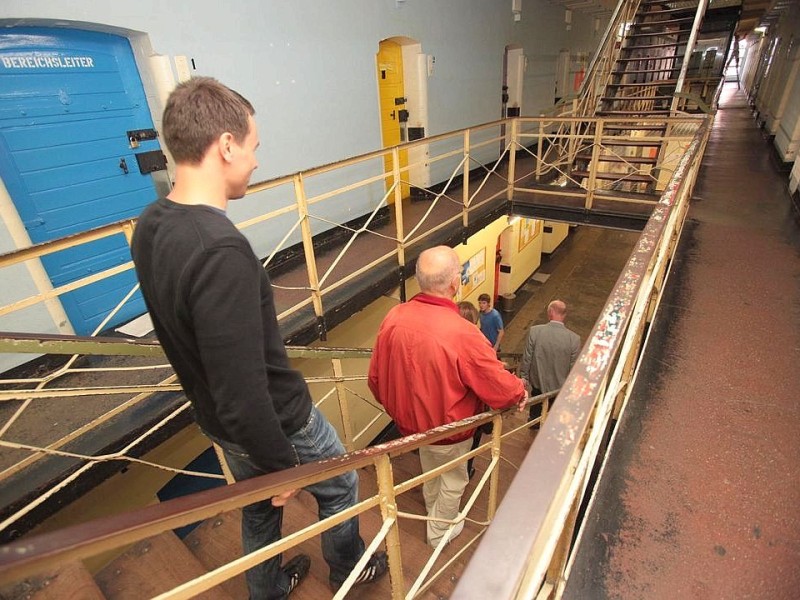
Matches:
[271,488,299,507]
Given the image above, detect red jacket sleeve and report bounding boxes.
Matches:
[458,329,525,410]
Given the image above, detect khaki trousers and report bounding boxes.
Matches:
[418,438,471,546]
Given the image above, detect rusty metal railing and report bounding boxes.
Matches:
[0,385,558,599]
[453,115,714,599]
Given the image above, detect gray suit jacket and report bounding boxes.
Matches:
[519,321,580,392]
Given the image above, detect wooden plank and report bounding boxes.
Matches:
[95,531,233,600]
[183,510,248,600]
[0,561,104,600]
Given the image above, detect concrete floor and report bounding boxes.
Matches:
[564,84,800,599]
[502,225,639,354]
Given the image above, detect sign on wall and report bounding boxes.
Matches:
[518,218,542,252]
[457,248,486,300]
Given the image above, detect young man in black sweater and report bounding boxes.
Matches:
[131,77,386,598]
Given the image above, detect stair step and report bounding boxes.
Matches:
[612,68,681,75]
[590,138,664,146]
[572,170,653,183]
[622,42,686,50]
[639,5,701,16]
[601,123,667,131]
[95,531,234,600]
[638,0,700,6]
[631,16,696,27]
[183,509,249,600]
[607,81,678,87]
[598,110,672,116]
[576,154,658,164]
[615,55,684,62]
[627,29,692,38]
[601,95,674,102]
[0,561,105,600]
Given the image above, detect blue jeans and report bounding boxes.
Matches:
[213,405,365,599]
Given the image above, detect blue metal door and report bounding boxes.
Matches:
[0,27,162,335]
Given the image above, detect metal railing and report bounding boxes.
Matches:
[0,111,715,599]
[0,113,702,491]
[454,112,716,600]
[0,375,558,599]
[0,57,719,597]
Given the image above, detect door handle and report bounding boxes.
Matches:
[119,158,129,175]
[389,110,396,120]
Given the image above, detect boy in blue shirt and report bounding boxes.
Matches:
[478,293,505,352]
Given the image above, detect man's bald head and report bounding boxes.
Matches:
[416,246,461,297]
[547,300,568,322]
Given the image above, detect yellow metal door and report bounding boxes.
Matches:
[377,40,409,200]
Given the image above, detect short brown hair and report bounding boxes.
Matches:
[457,301,479,324]
[163,77,255,164]
[478,293,491,304]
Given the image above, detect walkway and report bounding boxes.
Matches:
[564,84,800,598]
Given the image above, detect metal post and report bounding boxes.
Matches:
[332,358,355,452]
[294,174,325,334]
[463,129,471,230]
[487,414,504,519]
[671,0,709,113]
[536,118,545,181]
[375,454,405,600]
[391,147,406,296]
[506,118,519,202]
[585,118,604,210]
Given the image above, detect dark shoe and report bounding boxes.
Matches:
[283,554,311,595]
[329,550,388,591]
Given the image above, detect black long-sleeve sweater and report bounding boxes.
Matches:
[131,197,311,472]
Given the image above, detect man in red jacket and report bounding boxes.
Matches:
[369,245,527,547]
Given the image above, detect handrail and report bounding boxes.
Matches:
[453,114,713,598]
[0,390,558,585]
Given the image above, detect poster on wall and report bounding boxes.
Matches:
[518,218,542,252]
[458,248,486,301]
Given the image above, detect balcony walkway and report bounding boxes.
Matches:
[563,84,800,598]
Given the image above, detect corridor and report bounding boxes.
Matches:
[563,84,800,598]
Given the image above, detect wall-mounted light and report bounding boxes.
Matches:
[512,0,522,22]
[565,9,572,31]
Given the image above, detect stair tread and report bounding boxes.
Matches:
[183,509,249,600]
[0,561,105,600]
[577,154,658,164]
[572,170,653,182]
[615,55,684,62]
[601,95,674,101]
[601,123,668,130]
[599,109,672,114]
[607,81,678,87]
[95,531,234,600]
[622,42,686,50]
[631,16,696,27]
[639,5,701,15]
[627,29,692,37]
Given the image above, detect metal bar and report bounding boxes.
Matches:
[375,454,405,600]
[294,174,325,326]
[453,116,712,598]
[332,358,355,453]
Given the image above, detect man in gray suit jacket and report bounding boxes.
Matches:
[519,300,581,425]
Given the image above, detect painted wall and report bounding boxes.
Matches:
[747,4,800,167]
[0,0,602,239]
[0,1,602,371]
[502,218,544,294]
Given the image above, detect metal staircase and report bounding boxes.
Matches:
[569,0,707,195]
